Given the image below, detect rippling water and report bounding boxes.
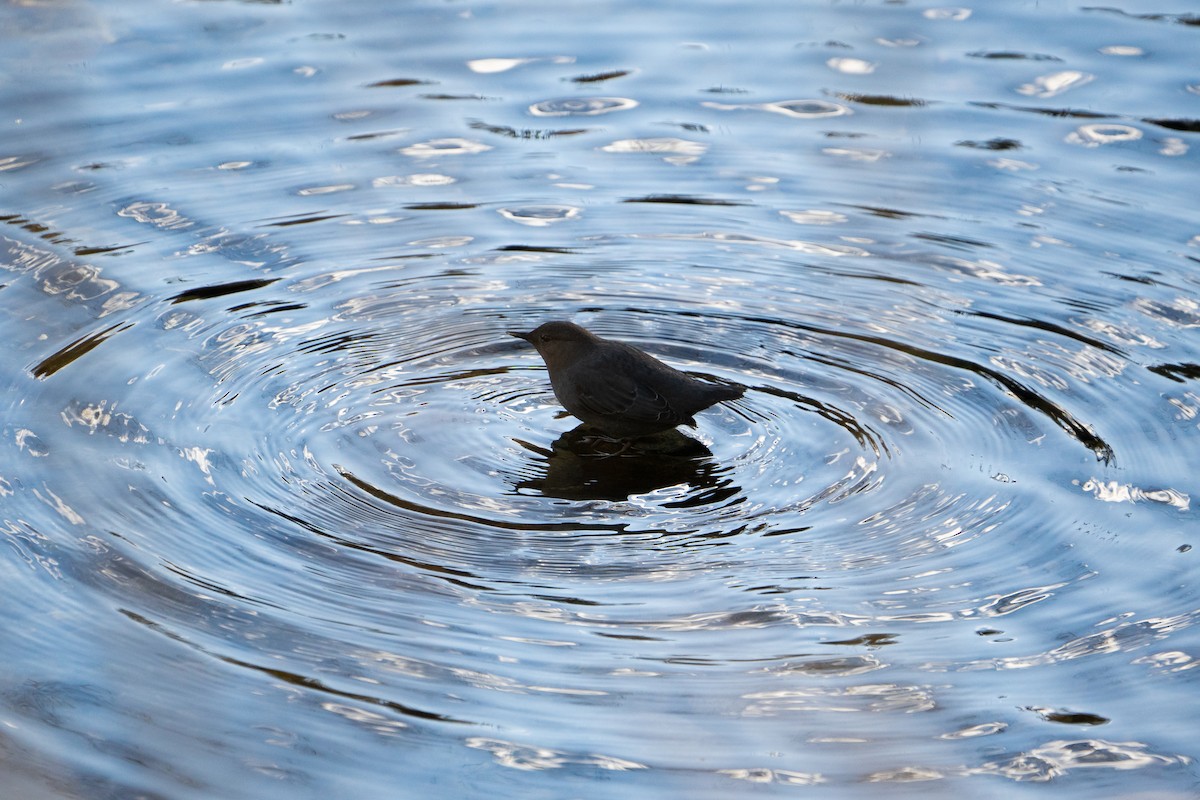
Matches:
[3,1,1199,797]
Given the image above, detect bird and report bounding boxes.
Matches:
[509,320,744,439]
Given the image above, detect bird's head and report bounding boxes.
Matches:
[509,320,599,367]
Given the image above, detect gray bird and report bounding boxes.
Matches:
[509,320,744,438]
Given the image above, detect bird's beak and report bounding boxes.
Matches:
[508,330,531,342]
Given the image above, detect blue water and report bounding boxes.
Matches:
[2,1,1199,797]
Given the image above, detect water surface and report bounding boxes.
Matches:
[2,1,1199,798]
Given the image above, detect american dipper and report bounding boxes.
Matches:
[509,321,744,438]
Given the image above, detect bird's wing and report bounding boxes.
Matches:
[575,368,680,427]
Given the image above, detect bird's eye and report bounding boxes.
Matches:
[539,334,551,342]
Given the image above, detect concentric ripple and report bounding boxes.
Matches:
[529,97,639,116]
[124,241,1128,614]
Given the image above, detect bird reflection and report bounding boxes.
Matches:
[514,424,740,503]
